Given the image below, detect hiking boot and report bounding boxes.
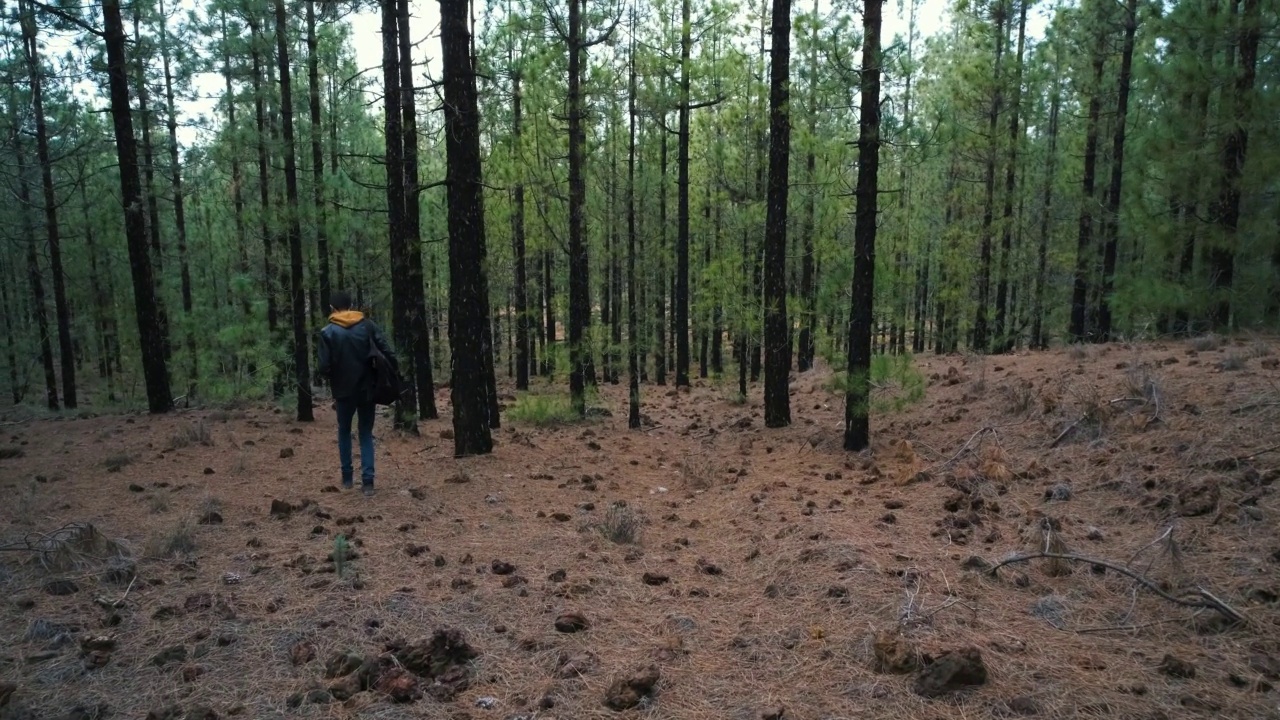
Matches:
[362,485,377,498]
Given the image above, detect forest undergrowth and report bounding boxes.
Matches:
[1,338,1279,719]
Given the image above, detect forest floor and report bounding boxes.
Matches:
[2,337,1280,720]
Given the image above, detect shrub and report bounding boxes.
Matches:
[601,503,641,545]
[1189,334,1220,352]
[507,392,586,427]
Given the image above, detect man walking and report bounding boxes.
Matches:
[317,291,396,496]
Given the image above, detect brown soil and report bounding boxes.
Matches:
[2,338,1279,719]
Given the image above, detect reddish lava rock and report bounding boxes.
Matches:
[375,667,420,703]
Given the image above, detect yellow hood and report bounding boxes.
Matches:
[328,310,365,328]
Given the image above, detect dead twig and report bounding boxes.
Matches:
[1049,418,1083,448]
[1200,443,1280,470]
[988,552,1248,626]
[93,574,137,610]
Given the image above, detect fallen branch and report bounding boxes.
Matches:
[987,552,1247,626]
[1200,443,1280,471]
[1049,418,1083,448]
[930,426,997,470]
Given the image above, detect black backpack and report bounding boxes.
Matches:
[366,330,404,406]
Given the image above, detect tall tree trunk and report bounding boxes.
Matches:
[610,114,623,385]
[1097,0,1138,341]
[380,0,418,430]
[274,0,314,422]
[104,0,173,413]
[973,0,1006,353]
[250,18,277,342]
[20,4,75,408]
[994,0,1025,352]
[132,10,171,365]
[82,182,117,401]
[512,71,530,391]
[566,0,590,415]
[1207,0,1258,330]
[158,0,197,399]
[306,0,331,315]
[221,10,251,319]
[1032,59,1061,350]
[398,0,439,420]
[0,254,20,404]
[1069,2,1107,342]
[627,8,641,428]
[797,0,818,372]
[654,108,668,386]
[15,141,58,410]
[440,0,494,455]
[543,248,554,376]
[674,0,692,387]
[845,0,881,451]
[763,0,792,428]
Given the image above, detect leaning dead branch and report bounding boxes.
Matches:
[0,523,129,572]
[988,552,1247,626]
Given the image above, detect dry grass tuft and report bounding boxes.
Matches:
[1220,352,1247,371]
[147,494,170,514]
[167,420,213,450]
[1067,343,1090,361]
[997,379,1036,416]
[679,451,719,491]
[103,452,132,472]
[601,502,642,545]
[0,445,25,459]
[143,516,197,558]
[1189,334,1221,352]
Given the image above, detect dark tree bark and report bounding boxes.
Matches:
[1206,0,1259,330]
[20,3,75,408]
[973,0,1006,353]
[627,17,641,427]
[994,0,1026,352]
[440,0,494,455]
[380,0,419,430]
[132,10,171,365]
[249,17,278,343]
[397,0,439,420]
[610,113,623,385]
[674,0,693,387]
[306,0,331,316]
[104,0,173,413]
[274,0,314,422]
[1069,5,1107,342]
[1172,1,1215,336]
[1032,58,1061,350]
[797,0,818,371]
[220,10,251,319]
[0,254,19,404]
[512,70,530,391]
[844,0,881,451]
[738,227,749,398]
[654,108,668,386]
[15,141,58,410]
[1096,0,1138,341]
[543,248,554,376]
[158,0,197,398]
[565,0,593,414]
[763,0,792,428]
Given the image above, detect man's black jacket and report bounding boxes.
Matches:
[317,311,397,401]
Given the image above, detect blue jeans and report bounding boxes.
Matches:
[335,397,376,487]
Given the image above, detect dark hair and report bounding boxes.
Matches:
[330,291,354,310]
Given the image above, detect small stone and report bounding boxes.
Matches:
[880,512,897,524]
[279,448,294,459]
[1006,695,1039,715]
[491,560,516,575]
[642,572,670,586]
[884,499,904,510]
[203,467,215,475]
[554,612,589,633]
[961,555,991,572]
[1044,484,1072,502]
[151,645,188,667]
[1086,526,1104,541]
[760,706,786,720]
[198,511,223,525]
